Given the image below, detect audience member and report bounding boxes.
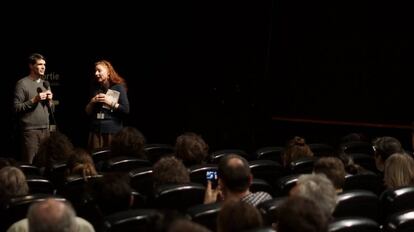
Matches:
[338,152,367,175]
[0,166,29,208]
[110,126,147,159]
[7,198,95,232]
[152,156,190,190]
[290,173,337,220]
[168,219,212,232]
[372,136,403,172]
[204,154,272,206]
[313,157,346,193]
[217,199,263,232]
[87,172,133,216]
[282,136,314,167]
[384,152,414,189]
[275,195,328,232]
[174,132,209,166]
[33,130,74,171]
[65,148,98,180]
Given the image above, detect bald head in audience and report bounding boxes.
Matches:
[28,198,77,232]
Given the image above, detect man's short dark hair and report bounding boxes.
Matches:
[28,53,45,65]
[218,154,251,193]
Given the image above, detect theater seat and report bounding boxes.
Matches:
[380,186,414,222]
[333,190,380,222]
[249,160,286,187]
[153,183,206,212]
[257,197,286,226]
[255,146,284,163]
[104,156,151,172]
[186,202,221,231]
[143,144,174,164]
[209,149,250,163]
[383,209,414,232]
[328,217,381,232]
[102,209,162,232]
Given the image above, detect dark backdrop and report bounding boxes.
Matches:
[2,1,414,157]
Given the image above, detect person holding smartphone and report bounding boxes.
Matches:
[204,154,272,206]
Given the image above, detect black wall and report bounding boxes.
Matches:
[3,1,414,156]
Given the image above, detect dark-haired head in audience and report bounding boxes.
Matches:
[110,126,147,159]
[384,152,414,189]
[168,219,212,232]
[340,132,369,144]
[174,132,209,166]
[33,131,74,170]
[87,172,133,216]
[313,157,346,193]
[65,148,98,180]
[275,195,328,232]
[153,156,190,191]
[0,157,17,170]
[204,154,272,206]
[337,152,367,175]
[282,136,314,167]
[0,166,28,208]
[372,136,403,172]
[217,199,263,232]
[290,173,337,220]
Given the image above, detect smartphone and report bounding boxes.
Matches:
[206,170,218,187]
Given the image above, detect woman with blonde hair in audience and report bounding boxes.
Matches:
[384,152,414,189]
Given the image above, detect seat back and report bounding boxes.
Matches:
[343,172,383,195]
[189,164,218,186]
[104,156,151,172]
[383,209,414,232]
[153,183,206,212]
[43,162,67,190]
[348,153,376,173]
[209,149,250,163]
[26,175,55,194]
[255,146,284,164]
[380,186,414,222]
[186,202,221,231]
[328,217,381,232]
[249,160,286,187]
[333,190,380,222]
[143,144,174,164]
[91,148,112,164]
[308,143,335,157]
[288,156,316,174]
[129,167,154,198]
[257,197,286,226]
[18,163,41,176]
[251,178,275,197]
[102,209,162,232]
[274,174,300,197]
[339,141,374,155]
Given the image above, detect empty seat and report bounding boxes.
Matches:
[328,217,381,232]
[257,197,286,226]
[91,148,112,164]
[333,190,380,222]
[251,178,275,197]
[189,164,218,186]
[383,209,414,232]
[255,146,284,163]
[186,202,221,231]
[288,156,316,174]
[153,183,206,212]
[103,156,151,172]
[308,143,335,157]
[129,167,154,198]
[380,186,414,222]
[143,144,174,164]
[343,172,383,195]
[274,174,300,197]
[26,175,55,194]
[102,209,162,232]
[249,160,286,187]
[17,163,41,176]
[209,149,250,163]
